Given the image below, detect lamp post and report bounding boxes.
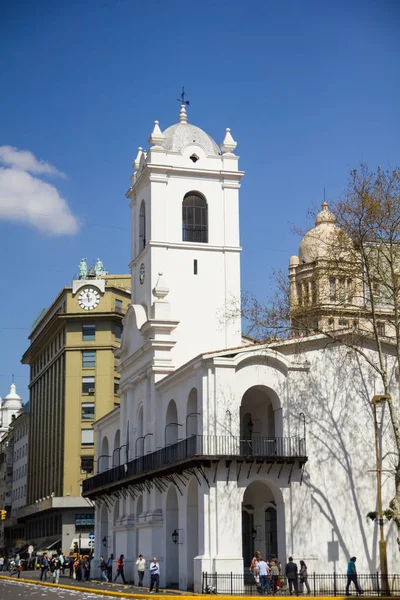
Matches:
[371,394,390,594]
[186,412,201,437]
[164,423,182,447]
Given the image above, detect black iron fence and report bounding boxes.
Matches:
[83,435,306,495]
[202,572,400,596]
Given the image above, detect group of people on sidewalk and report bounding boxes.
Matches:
[250,552,310,595]
[98,553,160,592]
[250,552,363,596]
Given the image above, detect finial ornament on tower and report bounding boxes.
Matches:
[177,86,190,106]
[133,147,143,170]
[148,121,165,147]
[220,128,237,154]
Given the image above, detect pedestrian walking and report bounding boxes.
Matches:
[107,553,114,582]
[40,553,49,582]
[257,556,270,595]
[285,556,299,596]
[113,554,127,584]
[99,556,109,583]
[83,555,90,581]
[149,557,160,593]
[346,557,363,596]
[299,561,310,595]
[136,554,146,586]
[51,555,61,584]
[59,552,65,575]
[270,561,280,595]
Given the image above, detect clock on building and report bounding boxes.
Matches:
[139,263,145,285]
[78,287,101,311]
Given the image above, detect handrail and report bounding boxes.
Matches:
[83,435,306,495]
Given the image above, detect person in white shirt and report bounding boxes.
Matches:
[149,557,160,593]
[136,554,146,587]
[257,557,270,595]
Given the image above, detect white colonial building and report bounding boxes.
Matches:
[83,106,398,591]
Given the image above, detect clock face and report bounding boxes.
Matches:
[139,263,145,285]
[78,287,101,311]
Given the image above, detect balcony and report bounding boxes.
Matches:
[182,227,208,243]
[82,435,307,499]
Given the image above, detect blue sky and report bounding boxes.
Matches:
[0,0,399,401]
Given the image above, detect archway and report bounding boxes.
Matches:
[136,495,143,562]
[136,406,144,457]
[100,504,109,555]
[100,436,110,472]
[186,478,199,590]
[186,388,199,437]
[113,429,121,466]
[113,500,120,555]
[165,400,180,446]
[240,386,278,456]
[166,485,179,586]
[242,481,280,566]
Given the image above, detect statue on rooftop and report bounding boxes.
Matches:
[94,258,105,278]
[78,258,87,280]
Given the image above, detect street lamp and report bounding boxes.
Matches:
[186,412,201,438]
[371,394,390,594]
[164,422,182,447]
[172,529,183,544]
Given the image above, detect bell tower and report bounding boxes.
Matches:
[125,105,244,369]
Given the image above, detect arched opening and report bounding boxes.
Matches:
[136,495,143,565]
[242,481,280,567]
[182,192,208,243]
[240,386,277,456]
[113,429,121,466]
[100,504,109,556]
[139,201,146,252]
[136,406,144,457]
[165,400,180,446]
[186,478,199,590]
[186,388,199,437]
[100,436,110,473]
[113,500,120,555]
[166,486,179,587]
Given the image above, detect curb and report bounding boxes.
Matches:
[0,574,193,598]
[0,579,393,600]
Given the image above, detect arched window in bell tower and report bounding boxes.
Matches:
[139,200,146,252]
[182,192,208,243]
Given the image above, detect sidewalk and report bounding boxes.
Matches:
[14,570,186,595]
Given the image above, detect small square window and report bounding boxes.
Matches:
[114,324,122,340]
[82,402,95,420]
[82,350,96,368]
[82,376,95,394]
[114,377,120,395]
[377,322,385,337]
[115,299,123,313]
[82,324,96,341]
[81,456,94,474]
[81,429,94,446]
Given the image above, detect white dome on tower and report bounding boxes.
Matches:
[3,382,22,409]
[160,105,220,155]
[299,202,349,263]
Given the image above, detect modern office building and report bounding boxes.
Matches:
[19,266,130,553]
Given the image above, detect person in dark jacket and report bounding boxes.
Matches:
[40,553,49,582]
[99,556,109,583]
[285,557,298,595]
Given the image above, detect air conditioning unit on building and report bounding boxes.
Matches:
[88,388,95,394]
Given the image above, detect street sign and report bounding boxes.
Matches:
[88,532,95,540]
[88,540,94,548]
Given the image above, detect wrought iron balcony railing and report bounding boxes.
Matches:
[82,435,306,497]
[182,227,208,243]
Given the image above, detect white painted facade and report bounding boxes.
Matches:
[87,107,398,591]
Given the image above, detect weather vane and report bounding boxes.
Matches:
[177,86,190,106]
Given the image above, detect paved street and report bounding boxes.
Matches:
[0,578,130,599]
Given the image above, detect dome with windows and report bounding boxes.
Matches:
[299,202,349,263]
[161,105,220,156]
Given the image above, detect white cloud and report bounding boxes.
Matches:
[0,145,66,177]
[0,151,80,235]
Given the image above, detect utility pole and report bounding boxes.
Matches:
[371,395,390,595]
